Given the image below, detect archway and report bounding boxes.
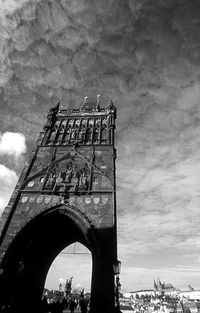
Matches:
[45,243,92,305]
[0,204,114,313]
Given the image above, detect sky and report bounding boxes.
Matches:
[1,0,200,292]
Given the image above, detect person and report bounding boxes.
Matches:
[79,298,88,313]
[69,299,77,313]
[50,300,63,313]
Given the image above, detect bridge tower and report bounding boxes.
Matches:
[0,96,118,313]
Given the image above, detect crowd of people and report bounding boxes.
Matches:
[40,295,89,313]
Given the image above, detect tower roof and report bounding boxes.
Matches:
[81,95,101,111]
[81,101,98,111]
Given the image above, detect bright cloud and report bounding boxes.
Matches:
[0,164,18,216]
[0,0,32,17]
[0,132,26,157]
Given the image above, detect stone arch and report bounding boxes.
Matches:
[0,204,102,313]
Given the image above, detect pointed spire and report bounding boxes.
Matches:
[52,97,61,113]
[46,97,61,126]
[108,97,117,119]
[96,94,100,110]
[157,277,162,288]
[109,97,115,110]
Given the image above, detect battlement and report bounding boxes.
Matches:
[57,106,112,117]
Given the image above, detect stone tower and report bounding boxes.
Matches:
[0,96,118,313]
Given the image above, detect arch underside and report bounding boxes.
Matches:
[0,205,115,313]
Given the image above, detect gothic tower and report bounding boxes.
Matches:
[0,96,118,313]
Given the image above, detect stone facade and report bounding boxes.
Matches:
[0,97,117,313]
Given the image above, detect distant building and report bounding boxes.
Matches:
[179,290,200,300]
[154,278,178,296]
[124,281,200,301]
[125,289,155,299]
[177,301,200,313]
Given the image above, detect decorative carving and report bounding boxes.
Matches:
[43,157,90,194]
[93,128,99,144]
[101,127,108,144]
[78,128,86,142]
[45,168,56,189]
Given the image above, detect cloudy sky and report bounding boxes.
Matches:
[1,0,200,292]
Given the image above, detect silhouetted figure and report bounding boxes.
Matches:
[57,299,65,313]
[69,299,77,313]
[50,301,64,313]
[79,298,88,313]
[62,298,68,309]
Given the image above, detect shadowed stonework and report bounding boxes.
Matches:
[0,97,117,313]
